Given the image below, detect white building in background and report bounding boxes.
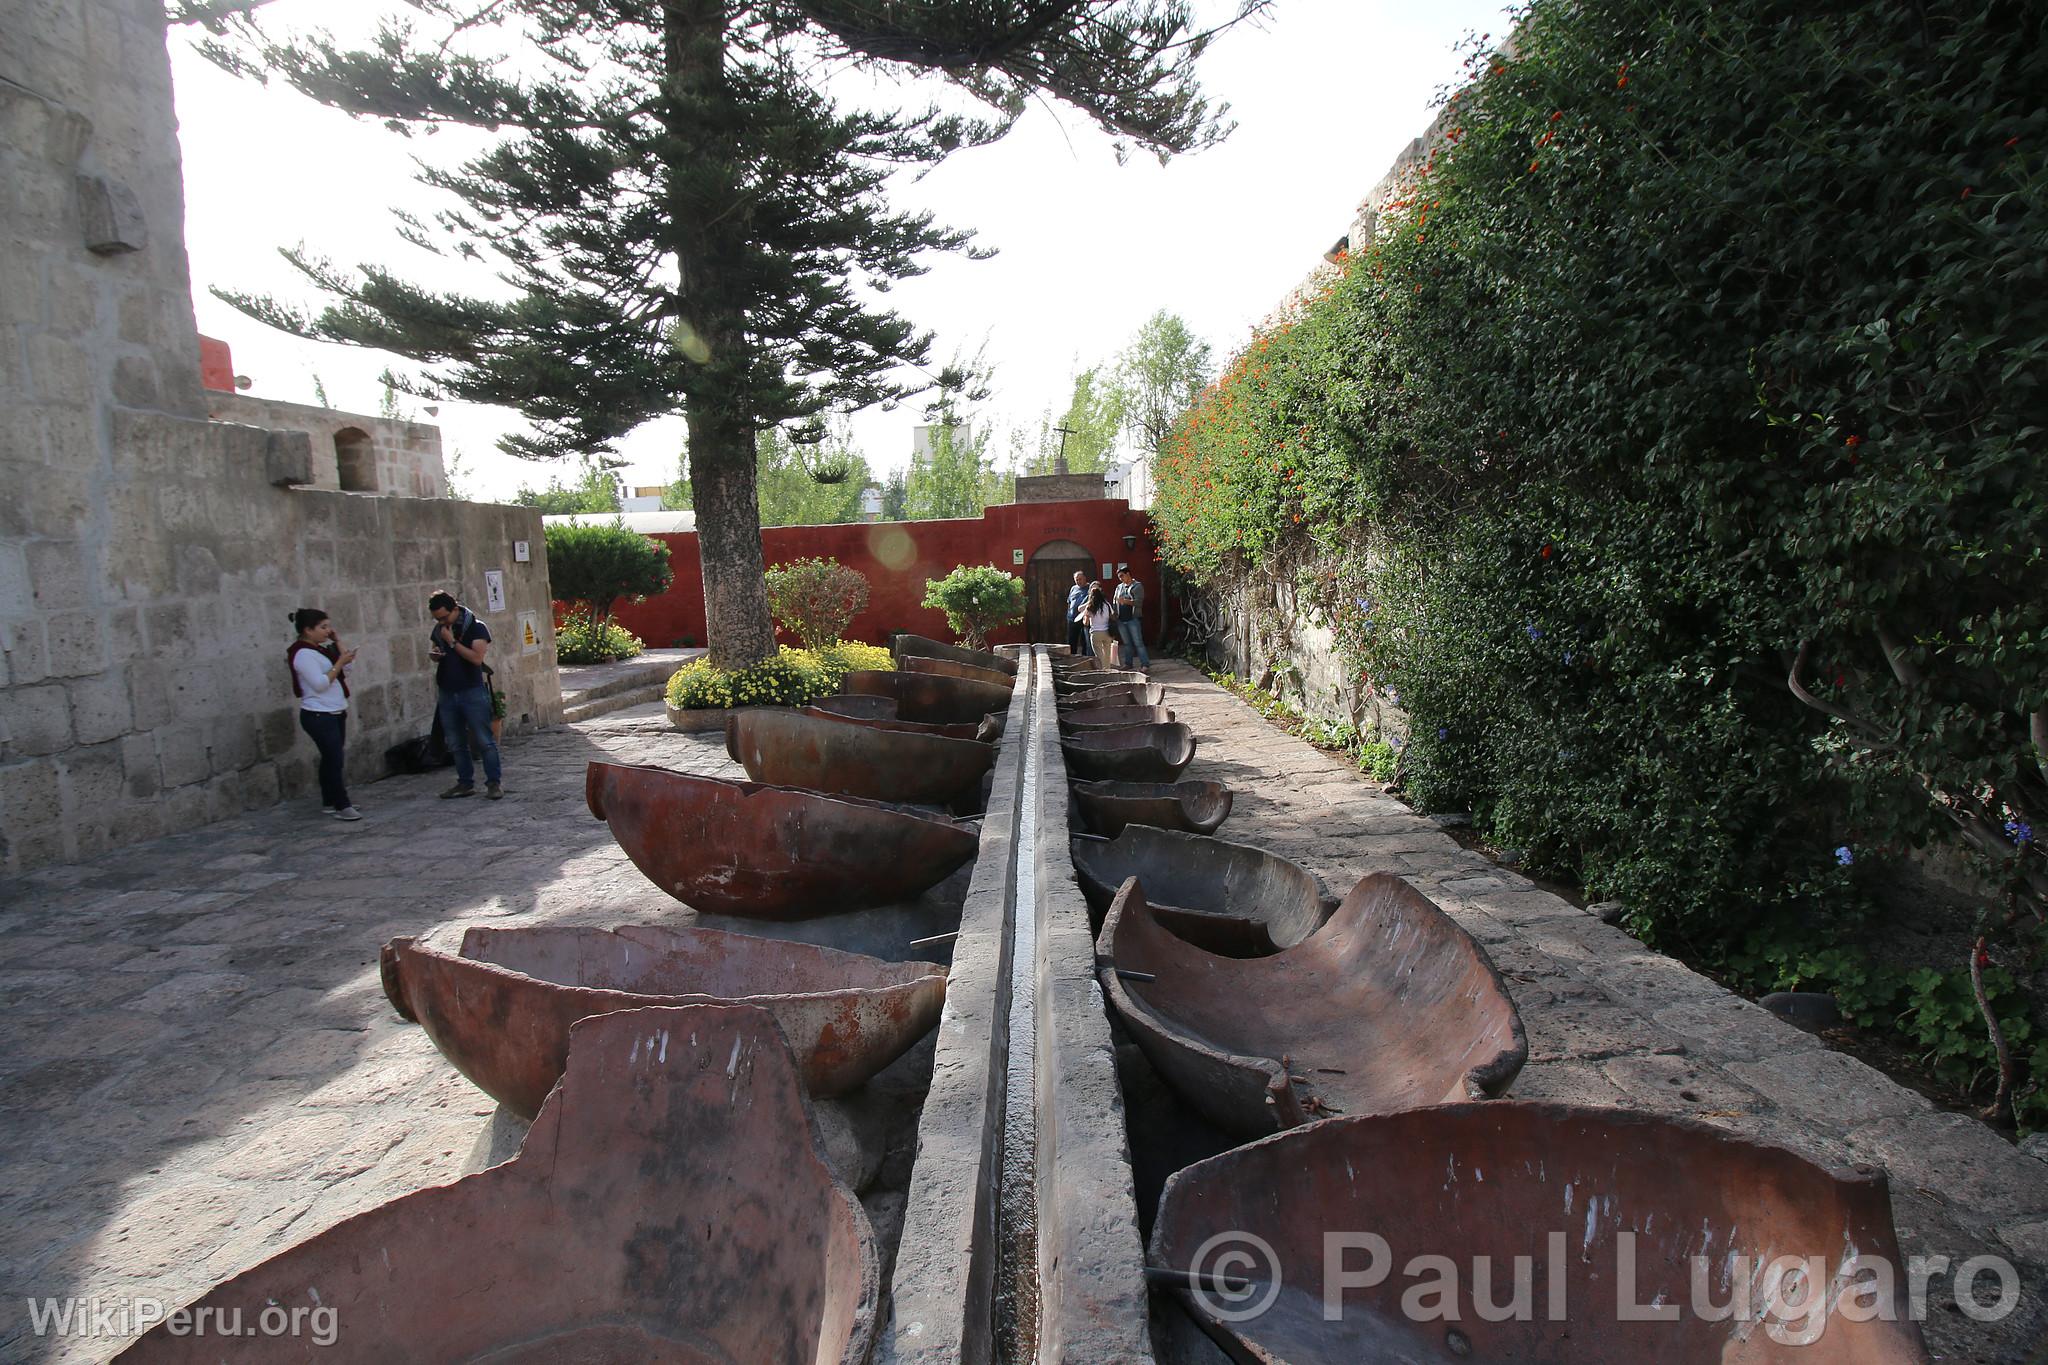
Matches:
[1103,453,1153,509]
[619,484,669,511]
[542,510,698,533]
[912,422,973,458]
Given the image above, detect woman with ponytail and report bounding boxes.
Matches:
[287,608,362,821]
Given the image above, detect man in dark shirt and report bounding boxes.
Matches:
[427,590,503,798]
[1065,570,1091,658]
[1113,567,1149,670]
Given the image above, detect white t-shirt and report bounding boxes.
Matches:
[293,647,348,713]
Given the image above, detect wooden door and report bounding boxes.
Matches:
[1026,558,1094,643]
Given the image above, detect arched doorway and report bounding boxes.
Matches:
[1024,538,1096,644]
[334,428,375,492]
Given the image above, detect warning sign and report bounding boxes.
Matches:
[518,610,541,655]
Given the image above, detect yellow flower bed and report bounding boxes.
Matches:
[666,641,893,711]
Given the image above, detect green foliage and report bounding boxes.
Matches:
[555,609,644,665]
[665,642,893,710]
[513,461,623,515]
[764,557,871,651]
[922,565,1026,649]
[1156,0,2048,937]
[543,522,673,625]
[668,426,876,526]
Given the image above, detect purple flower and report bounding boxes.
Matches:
[1834,846,1854,867]
[2007,820,2034,847]
[1385,688,1399,705]
[1437,727,1448,740]
[1525,623,1544,641]
[1389,735,1405,750]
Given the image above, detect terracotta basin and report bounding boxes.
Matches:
[1060,721,1197,783]
[118,1004,879,1364]
[1053,668,1148,695]
[841,668,1013,725]
[587,762,976,916]
[1069,779,1233,838]
[1151,1102,1928,1364]
[1057,682,1168,710]
[804,696,989,743]
[901,654,1014,689]
[1099,875,1525,1135]
[1071,824,1333,953]
[728,707,996,806]
[893,633,1018,676]
[1057,704,1175,735]
[382,925,947,1119]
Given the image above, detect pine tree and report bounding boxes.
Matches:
[201,0,1261,667]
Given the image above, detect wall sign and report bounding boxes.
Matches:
[1012,549,1025,565]
[514,540,531,563]
[484,569,507,614]
[518,610,541,655]
[1101,562,1113,580]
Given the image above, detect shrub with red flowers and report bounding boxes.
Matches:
[1155,0,2048,1125]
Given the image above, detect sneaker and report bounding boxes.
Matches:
[485,781,503,800]
[320,806,335,814]
[332,806,363,822]
[441,783,476,799]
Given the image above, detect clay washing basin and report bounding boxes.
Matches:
[1060,721,1198,783]
[728,707,996,807]
[1099,874,1525,1135]
[1069,779,1233,838]
[1056,704,1175,735]
[900,654,1014,689]
[1057,681,1168,710]
[841,668,1013,725]
[1150,1102,1927,1363]
[1070,824,1333,953]
[382,924,947,1119]
[804,696,990,743]
[1053,668,1149,695]
[892,633,1018,676]
[586,762,976,917]
[118,1003,879,1364]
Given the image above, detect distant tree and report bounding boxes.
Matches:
[878,469,911,522]
[543,522,673,627]
[905,421,996,520]
[201,1,1262,670]
[1043,364,1127,473]
[1115,310,1213,453]
[512,462,623,515]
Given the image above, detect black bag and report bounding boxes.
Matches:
[384,712,456,774]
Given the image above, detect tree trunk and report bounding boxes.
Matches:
[690,409,778,670]
[664,0,777,672]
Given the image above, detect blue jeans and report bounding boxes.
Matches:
[437,685,501,786]
[298,710,349,809]
[1115,617,1149,667]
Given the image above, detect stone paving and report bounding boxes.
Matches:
[1,664,2044,1362]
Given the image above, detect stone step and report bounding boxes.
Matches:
[563,680,668,724]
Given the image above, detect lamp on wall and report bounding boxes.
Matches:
[1121,533,1138,550]
[1323,234,1350,264]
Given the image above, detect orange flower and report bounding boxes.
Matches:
[1528,159,1540,172]
[1844,435,1861,448]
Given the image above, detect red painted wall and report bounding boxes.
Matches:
[199,335,235,393]
[608,499,1161,650]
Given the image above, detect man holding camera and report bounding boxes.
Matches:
[427,590,503,799]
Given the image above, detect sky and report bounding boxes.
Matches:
[167,0,1515,503]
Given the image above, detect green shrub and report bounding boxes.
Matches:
[765,557,870,651]
[544,521,673,625]
[921,565,1025,649]
[554,609,644,664]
